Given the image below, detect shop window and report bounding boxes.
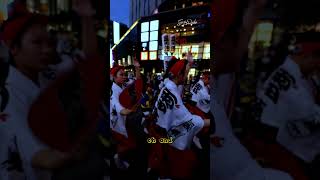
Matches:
[203,53,210,59]
[149,51,157,60]
[141,52,148,60]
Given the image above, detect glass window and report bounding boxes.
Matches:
[150,51,157,60]
[150,20,159,31]
[141,52,149,60]
[141,32,149,42]
[204,43,210,53]
[150,31,158,41]
[141,22,149,32]
[142,42,147,48]
[149,41,158,51]
[203,53,210,59]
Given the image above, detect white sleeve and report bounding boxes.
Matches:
[174,92,204,130]
[198,87,210,104]
[113,96,125,113]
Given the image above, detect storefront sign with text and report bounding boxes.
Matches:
[177,19,198,27]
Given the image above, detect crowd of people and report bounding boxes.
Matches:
[109,53,212,179]
[1,0,320,180]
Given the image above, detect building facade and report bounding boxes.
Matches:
[130,0,166,26]
[115,4,211,75]
[130,0,211,26]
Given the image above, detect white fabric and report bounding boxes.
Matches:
[191,80,210,113]
[110,82,128,137]
[0,67,52,180]
[210,74,293,180]
[257,57,315,128]
[256,56,320,162]
[155,79,204,150]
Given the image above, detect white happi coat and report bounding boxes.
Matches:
[191,79,210,113]
[210,74,292,180]
[0,66,57,180]
[257,56,320,163]
[110,82,128,137]
[155,79,204,150]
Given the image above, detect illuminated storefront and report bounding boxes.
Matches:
[138,5,211,74]
[112,5,211,75]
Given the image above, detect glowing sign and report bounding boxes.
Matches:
[177,19,197,27]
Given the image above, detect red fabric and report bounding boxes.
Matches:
[211,0,239,44]
[2,13,48,47]
[28,55,105,152]
[111,131,136,160]
[146,121,199,179]
[169,60,186,77]
[119,78,143,109]
[300,42,320,55]
[110,65,124,77]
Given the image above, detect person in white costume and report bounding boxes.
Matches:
[154,59,210,150]
[210,0,293,179]
[0,0,105,179]
[191,71,211,114]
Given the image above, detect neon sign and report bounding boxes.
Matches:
[177,19,197,27]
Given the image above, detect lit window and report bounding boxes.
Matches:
[142,42,147,48]
[150,51,157,60]
[150,31,158,41]
[150,20,159,31]
[141,22,149,32]
[149,41,158,51]
[141,32,149,42]
[203,53,210,59]
[141,52,148,60]
[204,43,210,53]
[255,22,274,47]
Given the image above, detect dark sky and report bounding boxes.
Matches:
[110,0,129,26]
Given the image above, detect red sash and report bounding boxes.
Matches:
[146,117,199,179]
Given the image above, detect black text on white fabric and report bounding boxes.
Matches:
[192,83,202,94]
[157,88,178,114]
[264,68,296,104]
[167,120,195,141]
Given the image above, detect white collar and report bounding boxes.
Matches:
[6,66,40,101]
[112,82,123,91]
[165,79,179,92]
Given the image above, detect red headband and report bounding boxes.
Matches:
[300,42,320,55]
[169,60,186,77]
[2,13,48,47]
[110,65,124,76]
